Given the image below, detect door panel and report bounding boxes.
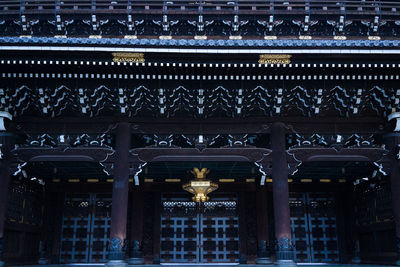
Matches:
[160,197,239,263]
[60,193,111,263]
[307,193,339,262]
[199,216,239,263]
[161,215,199,263]
[290,192,339,263]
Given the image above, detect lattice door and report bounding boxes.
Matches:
[161,200,199,263]
[88,194,112,262]
[290,193,311,262]
[60,193,111,263]
[200,201,239,263]
[160,197,239,263]
[290,192,339,263]
[307,193,339,262]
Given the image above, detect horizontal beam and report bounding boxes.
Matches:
[3,45,400,55]
[13,146,115,163]
[131,147,271,163]
[288,147,387,163]
[11,117,385,134]
[0,0,397,16]
[13,146,386,163]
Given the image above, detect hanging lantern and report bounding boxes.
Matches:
[182,168,218,202]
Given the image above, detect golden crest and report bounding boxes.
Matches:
[191,167,210,179]
[258,54,291,65]
[184,168,217,202]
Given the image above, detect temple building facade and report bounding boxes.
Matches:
[0,0,400,266]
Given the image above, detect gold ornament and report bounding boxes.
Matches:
[182,168,218,202]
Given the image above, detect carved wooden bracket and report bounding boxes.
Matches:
[130,147,272,163]
[286,146,389,176]
[287,147,387,163]
[13,146,115,163]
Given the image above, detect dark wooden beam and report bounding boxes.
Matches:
[131,147,271,163]
[287,147,387,163]
[11,116,385,135]
[13,147,114,163]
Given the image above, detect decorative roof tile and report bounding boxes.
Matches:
[0,36,399,48]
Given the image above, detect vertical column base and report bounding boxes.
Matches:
[108,238,126,264]
[276,260,297,267]
[128,257,144,265]
[352,239,361,263]
[153,256,160,264]
[239,254,247,264]
[106,260,128,267]
[397,237,400,266]
[276,238,295,264]
[38,258,49,265]
[128,240,144,265]
[0,237,3,267]
[257,240,272,264]
[256,257,272,264]
[38,241,49,265]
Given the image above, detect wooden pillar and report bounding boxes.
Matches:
[38,187,52,264]
[238,192,248,263]
[0,161,10,267]
[348,190,361,263]
[390,135,400,266]
[0,133,14,267]
[128,187,144,264]
[334,191,349,264]
[50,192,65,263]
[153,192,161,264]
[256,186,272,264]
[108,122,131,264]
[271,122,294,263]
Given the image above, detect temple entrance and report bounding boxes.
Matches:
[59,193,112,263]
[160,196,240,263]
[290,192,339,263]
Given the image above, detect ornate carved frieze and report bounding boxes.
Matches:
[2,15,400,37]
[131,134,270,149]
[287,133,382,150]
[0,85,398,119]
[23,133,113,148]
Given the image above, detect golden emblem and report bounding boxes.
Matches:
[258,54,291,64]
[182,168,218,202]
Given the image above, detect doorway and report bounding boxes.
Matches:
[290,192,339,263]
[160,196,240,263]
[59,193,112,263]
